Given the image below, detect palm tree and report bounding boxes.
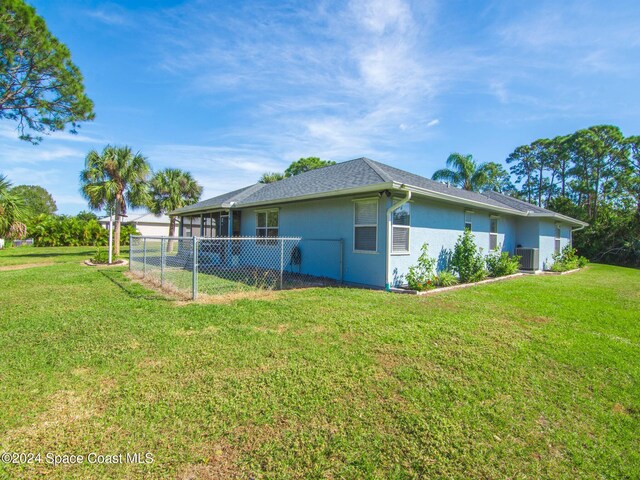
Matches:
[0,174,26,238]
[432,153,493,192]
[148,168,202,238]
[80,145,150,256]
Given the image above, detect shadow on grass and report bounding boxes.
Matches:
[98,269,173,302]
[0,250,94,259]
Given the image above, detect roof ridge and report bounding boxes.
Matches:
[226,183,265,204]
[360,158,392,182]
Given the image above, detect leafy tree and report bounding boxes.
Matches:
[506,124,639,267]
[259,172,285,184]
[75,210,98,222]
[259,157,335,183]
[284,157,335,177]
[10,184,56,217]
[506,144,537,204]
[432,153,495,192]
[0,173,26,236]
[80,145,150,256]
[481,162,514,193]
[626,135,640,215]
[0,0,94,143]
[148,168,202,237]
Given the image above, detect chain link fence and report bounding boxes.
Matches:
[129,235,343,299]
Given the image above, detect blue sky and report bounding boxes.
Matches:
[1,0,639,215]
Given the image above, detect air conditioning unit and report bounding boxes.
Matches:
[515,247,539,271]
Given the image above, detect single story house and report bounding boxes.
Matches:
[170,158,587,289]
[99,212,173,237]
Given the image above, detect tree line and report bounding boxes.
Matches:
[433,125,639,266]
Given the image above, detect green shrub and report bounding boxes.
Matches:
[485,248,521,277]
[551,245,589,272]
[91,248,110,264]
[451,230,487,283]
[27,214,138,247]
[405,243,437,291]
[434,270,458,287]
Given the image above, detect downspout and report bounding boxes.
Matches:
[570,224,587,247]
[385,187,411,291]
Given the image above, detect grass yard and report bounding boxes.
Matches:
[0,247,639,479]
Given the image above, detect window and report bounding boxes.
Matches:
[256,210,278,245]
[489,217,498,251]
[554,225,561,254]
[464,210,473,232]
[181,215,201,237]
[354,199,378,252]
[200,211,231,237]
[392,203,410,254]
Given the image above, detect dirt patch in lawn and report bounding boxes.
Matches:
[0,262,54,271]
[177,440,242,480]
[124,270,281,305]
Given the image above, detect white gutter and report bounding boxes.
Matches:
[170,182,395,216]
[393,182,522,216]
[385,187,411,292]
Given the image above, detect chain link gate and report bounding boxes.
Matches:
[129,235,343,299]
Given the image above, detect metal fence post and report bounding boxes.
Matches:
[192,236,198,300]
[161,237,166,288]
[280,238,284,290]
[143,237,147,277]
[129,234,132,271]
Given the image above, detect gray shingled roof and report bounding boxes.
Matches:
[170,157,586,225]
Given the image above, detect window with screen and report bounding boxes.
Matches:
[554,225,561,254]
[392,203,410,253]
[354,199,378,252]
[181,215,201,237]
[489,217,498,250]
[256,210,278,245]
[464,210,472,231]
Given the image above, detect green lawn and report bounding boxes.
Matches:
[0,247,639,479]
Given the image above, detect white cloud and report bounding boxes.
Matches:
[426,119,440,127]
[84,4,132,26]
[150,0,444,167]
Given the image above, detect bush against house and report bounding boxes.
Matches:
[27,214,138,247]
[451,230,487,283]
[485,248,521,277]
[405,243,438,291]
[551,245,589,272]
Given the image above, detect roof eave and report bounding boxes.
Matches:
[395,182,524,216]
[232,182,395,208]
[526,212,589,227]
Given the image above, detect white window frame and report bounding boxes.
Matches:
[489,216,499,251]
[391,202,411,255]
[255,208,279,245]
[464,210,473,232]
[353,198,378,254]
[554,224,561,254]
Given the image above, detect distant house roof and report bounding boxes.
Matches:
[171,157,587,226]
[99,212,171,225]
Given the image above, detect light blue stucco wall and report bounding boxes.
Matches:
[539,220,572,270]
[237,195,388,287]
[388,197,521,287]
[184,193,576,288]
